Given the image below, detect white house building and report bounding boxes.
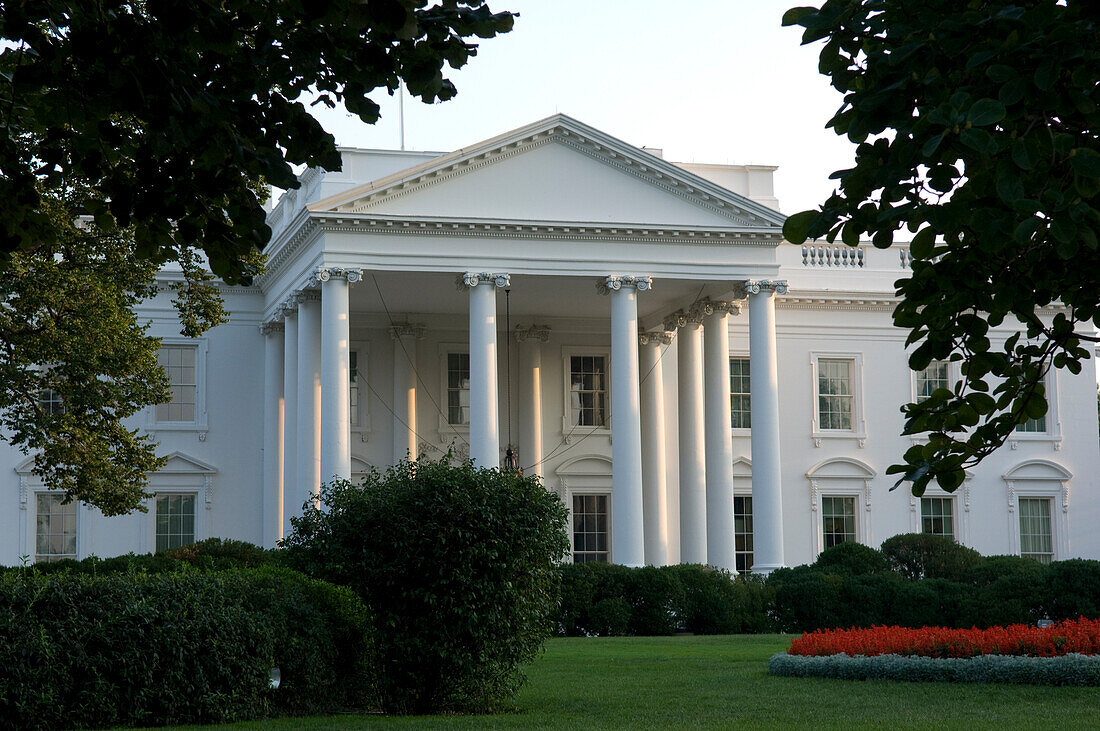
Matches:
[5,114,1099,570]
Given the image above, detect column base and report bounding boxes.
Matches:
[750,563,787,576]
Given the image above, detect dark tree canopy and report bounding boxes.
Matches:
[0,1,514,513]
[783,0,1100,495]
[0,0,515,282]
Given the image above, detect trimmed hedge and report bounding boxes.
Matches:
[557,562,775,636]
[768,652,1100,685]
[0,567,373,730]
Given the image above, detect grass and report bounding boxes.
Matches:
[162,635,1100,730]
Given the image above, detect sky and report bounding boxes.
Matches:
[306,0,855,216]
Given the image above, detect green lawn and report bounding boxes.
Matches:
[163,635,1100,730]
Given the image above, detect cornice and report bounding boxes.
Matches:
[777,294,897,312]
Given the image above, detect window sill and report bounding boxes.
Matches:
[812,431,868,448]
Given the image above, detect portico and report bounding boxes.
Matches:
[256,114,790,572]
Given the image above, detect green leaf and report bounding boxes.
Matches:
[960,128,998,154]
[1070,149,1100,178]
[967,98,1006,126]
[783,210,818,244]
[909,227,936,259]
[996,174,1024,203]
[781,7,818,27]
[1011,139,1033,170]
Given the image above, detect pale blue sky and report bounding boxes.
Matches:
[308,0,855,216]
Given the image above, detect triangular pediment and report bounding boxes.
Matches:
[158,452,217,474]
[310,115,785,231]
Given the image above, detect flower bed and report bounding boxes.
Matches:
[788,618,1100,658]
[770,618,1100,686]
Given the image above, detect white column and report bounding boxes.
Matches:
[639,331,671,566]
[601,275,651,568]
[297,290,322,509]
[748,279,788,573]
[462,272,509,469]
[281,304,298,538]
[391,323,424,464]
[703,300,739,572]
[320,268,359,484]
[261,321,285,548]
[517,326,550,480]
[672,310,707,565]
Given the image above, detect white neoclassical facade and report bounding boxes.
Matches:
[4,114,1099,570]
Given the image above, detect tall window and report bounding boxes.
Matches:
[734,495,753,573]
[570,356,607,427]
[446,353,470,425]
[349,351,360,428]
[821,496,856,548]
[1016,414,1048,433]
[155,494,195,553]
[1019,497,1054,564]
[817,358,853,430]
[915,361,949,401]
[730,357,751,429]
[572,494,609,563]
[36,494,77,563]
[921,497,954,539]
[156,345,197,422]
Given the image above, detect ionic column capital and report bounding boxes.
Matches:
[638,331,672,347]
[294,289,321,304]
[597,275,653,296]
[278,299,298,317]
[260,321,285,336]
[691,297,742,320]
[389,323,426,340]
[457,272,510,290]
[515,325,552,343]
[317,266,364,283]
[745,279,789,295]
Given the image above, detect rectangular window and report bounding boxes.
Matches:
[915,361,949,401]
[570,356,608,427]
[446,353,470,425]
[821,496,856,549]
[155,494,196,553]
[155,345,197,422]
[921,497,955,539]
[734,495,753,574]
[817,358,853,430]
[572,494,609,563]
[1016,415,1047,433]
[36,494,77,563]
[39,389,64,415]
[1019,497,1054,564]
[349,351,360,428]
[730,357,751,429]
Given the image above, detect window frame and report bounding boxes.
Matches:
[729,352,751,434]
[568,489,612,564]
[908,480,971,544]
[436,343,473,446]
[820,495,858,549]
[349,342,372,440]
[34,492,80,563]
[809,352,867,445]
[1017,496,1055,564]
[149,337,208,433]
[919,495,956,539]
[807,457,876,556]
[911,359,953,404]
[733,492,754,574]
[1004,461,1071,562]
[1009,370,1062,446]
[153,492,198,554]
[561,346,612,439]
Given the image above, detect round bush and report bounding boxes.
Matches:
[880,533,982,581]
[281,457,569,714]
[813,541,890,575]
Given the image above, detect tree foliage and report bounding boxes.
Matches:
[782,0,1100,494]
[0,187,169,515]
[0,0,515,283]
[0,1,514,512]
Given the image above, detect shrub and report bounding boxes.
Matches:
[1043,559,1100,621]
[164,537,276,569]
[967,555,1049,627]
[663,564,741,634]
[0,568,373,730]
[768,652,1100,685]
[281,457,569,714]
[880,533,983,581]
[812,541,890,575]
